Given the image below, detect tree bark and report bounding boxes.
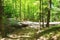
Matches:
[46,0,51,27]
[20,0,21,21]
[0,0,6,38]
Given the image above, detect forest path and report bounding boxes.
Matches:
[20,21,60,28]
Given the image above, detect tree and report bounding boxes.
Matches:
[0,0,6,38]
[20,0,22,21]
[46,0,51,27]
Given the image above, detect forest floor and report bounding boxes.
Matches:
[0,27,38,40]
[0,26,60,40]
[0,21,60,40]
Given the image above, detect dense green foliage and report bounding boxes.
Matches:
[3,0,60,21]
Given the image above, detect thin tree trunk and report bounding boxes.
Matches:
[46,0,51,27]
[20,0,21,21]
[41,0,44,28]
[39,0,44,28]
[27,5,30,21]
[39,0,42,28]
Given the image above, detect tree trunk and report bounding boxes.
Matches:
[20,0,21,21]
[46,0,51,27]
[39,0,42,28]
[0,0,6,38]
